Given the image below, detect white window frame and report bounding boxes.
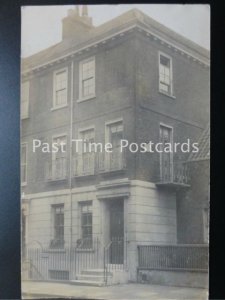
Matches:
[21,143,28,186]
[52,134,67,161]
[105,118,123,170]
[77,127,95,175]
[51,203,65,248]
[21,81,29,119]
[159,123,174,180]
[79,201,93,240]
[158,51,174,97]
[78,56,96,102]
[51,134,67,179]
[52,67,68,109]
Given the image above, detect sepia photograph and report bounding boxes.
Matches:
[21,4,210,299]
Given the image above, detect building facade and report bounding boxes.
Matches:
[21,7,210,284]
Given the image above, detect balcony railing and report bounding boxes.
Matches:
[157,161,190,187]
[73,153,95,176]
[46,158,67,181]
[97,150,126,172]
[73,151,126,176]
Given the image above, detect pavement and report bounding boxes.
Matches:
[22,281,208,300]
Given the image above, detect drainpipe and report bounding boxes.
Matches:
[69,60,74,249]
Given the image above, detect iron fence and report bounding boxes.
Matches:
[138,244,208,272]
[104,237,126,284]
[25,238,103,281]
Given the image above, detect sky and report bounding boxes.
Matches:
[21,4,210,58]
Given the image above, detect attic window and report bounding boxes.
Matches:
[159,52,173,96]
[53,68,68,108]
[79,57,95,101]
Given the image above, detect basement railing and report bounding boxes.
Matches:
[138,244,208,272]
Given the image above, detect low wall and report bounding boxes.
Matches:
[137,269,208,288]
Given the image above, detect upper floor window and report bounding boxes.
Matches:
[159,53,173,96]
[21,143,27,185]
[75,128,95,176]
[53,68,68,108]
[52,135,67,180]
[79,57,95,101]
[21,81,29,119]
[105,120,124,171]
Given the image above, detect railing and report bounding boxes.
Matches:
[97,151,126,172]
[159,161,190,185]
[138,244,208,272]
[73,153,95,176]
[46,158,67,181]
[104,241,112,285]
[22,258,45,280]
[104,237,125,284]
[25,238,103,281]
[73,151,126,175]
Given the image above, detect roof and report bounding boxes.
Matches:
[22,8,210,73]
[188,124,210,161]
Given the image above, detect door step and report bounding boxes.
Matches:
[70,279,105,287]
[72,268,113,286]
[81,269,112,277]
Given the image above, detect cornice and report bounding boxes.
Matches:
[22,24,209,78]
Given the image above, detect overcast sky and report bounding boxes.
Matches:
[21,4,210,58]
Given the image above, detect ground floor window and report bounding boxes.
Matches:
[50,204,64,248]
[79,201,92,248]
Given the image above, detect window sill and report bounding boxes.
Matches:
[21,115,29,120]
[159,90,176,99]
[51,104,68,111]
[74,173,95,178]
[75,248,95,253]
[99,168,126,175]
[43,249,65,253]
[77,95,96,103]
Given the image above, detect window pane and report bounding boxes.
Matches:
[81,58,95,98]
[56,71,67,90]
[56,89,67,106]
[53,205,64,242]
[160,55,170,67]
[159,55,171,94]
[160,83,169,93]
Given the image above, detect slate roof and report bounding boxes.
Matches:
[22,8,210,73]
[188,124,210,161]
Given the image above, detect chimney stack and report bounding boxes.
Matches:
[62,5,93,40]
[82,5,88,17]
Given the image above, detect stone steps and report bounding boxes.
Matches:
[70,279,105,287]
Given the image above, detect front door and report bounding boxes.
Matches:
[109,199,124,264]
[160,125,173,181]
